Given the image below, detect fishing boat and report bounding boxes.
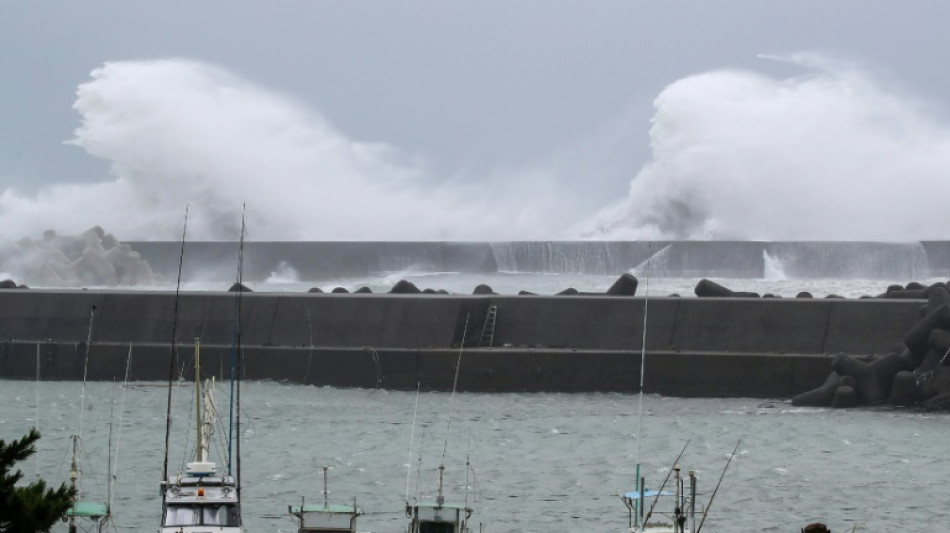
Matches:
[620,266,737,533]
[159,339,243,532]
[403,317,475,533]
[405,464,473,533]
[288,465,364,533]
[63,307,114,533]
[621,464,697,533]
[64,435,111,533]
[159,208,245,532]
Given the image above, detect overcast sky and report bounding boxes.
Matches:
[2,2,950,240]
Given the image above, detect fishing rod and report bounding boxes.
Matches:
[162,204,189,491]
[695,439,742,533]
[70,303,97,507]
[440,313,470,466]
[643,439,690,526]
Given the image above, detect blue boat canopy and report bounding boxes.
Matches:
[622,490,674,500]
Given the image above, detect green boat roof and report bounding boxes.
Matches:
[65,501,109,518]
[290,504,363,515]
[413,502,470,510]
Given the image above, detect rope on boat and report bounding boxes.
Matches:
[440,313,470,466]
[162,204,189,487]
[404,379,422,506]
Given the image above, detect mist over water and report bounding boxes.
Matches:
[586,54,950,240]
[0,59,578,241]
[0,55,948,242]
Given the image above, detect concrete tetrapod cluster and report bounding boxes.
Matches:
[1,226,160,287]
[301,272,642,296]
[792,282,950,409]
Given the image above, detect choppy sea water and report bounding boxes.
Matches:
[4,380,950,533]
[4,274,946,532]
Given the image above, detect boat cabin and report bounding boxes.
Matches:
[289,503,363,533]
[407,501,472,533]
[65,501,109,533]
[162,473,241,531]
[621,466,696,533]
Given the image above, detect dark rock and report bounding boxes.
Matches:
[903,304,950,356]
[917,366,950,403]
[927,286,950,314]
[390,280,421,294]
[906,281,925,290]
[693,279,759,298]
[557,287,579,296]
[884,288,929,299]
[831,351,910,404]
[916,346,944,375]
[473,284,495,295]
[889,371,917,405]
[791,371,841,407]
[0,279,17,289]
[518,290,536,296]
[354,286,373,294]
[228,282,252,292]
[422,288,436,294]
[606,273,638,296]
[436,289,449,295]
[896,345,924,370]
[307,287,324,293]
[694,279,733,297]
[796,292,813,299]
[331,287,349,294]
[831,385,857,408]
[929,328,950,354]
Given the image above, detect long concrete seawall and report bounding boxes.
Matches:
[0,290,924,398]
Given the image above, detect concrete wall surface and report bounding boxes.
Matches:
[0,290,924,397]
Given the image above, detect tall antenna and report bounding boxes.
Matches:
[34,343,40,479]
[194,338,203,462]
[162,204,189,488]
[106,383,115,521]
[633,243,651,528]
[78,305,96,445]
[404,381,421,506]
[110,344,133,516]
[232,204,247,498]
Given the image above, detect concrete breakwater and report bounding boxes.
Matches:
[0,289,924,398]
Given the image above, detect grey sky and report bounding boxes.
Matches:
[2,1,949,209]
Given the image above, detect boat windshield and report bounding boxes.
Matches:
[419,522,455,533]
[164,504,240,526]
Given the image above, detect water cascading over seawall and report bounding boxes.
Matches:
[123,241,950,281]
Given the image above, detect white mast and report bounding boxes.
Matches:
[187,338,216,476]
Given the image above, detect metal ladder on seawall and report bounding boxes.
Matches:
[478,305,497,347]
